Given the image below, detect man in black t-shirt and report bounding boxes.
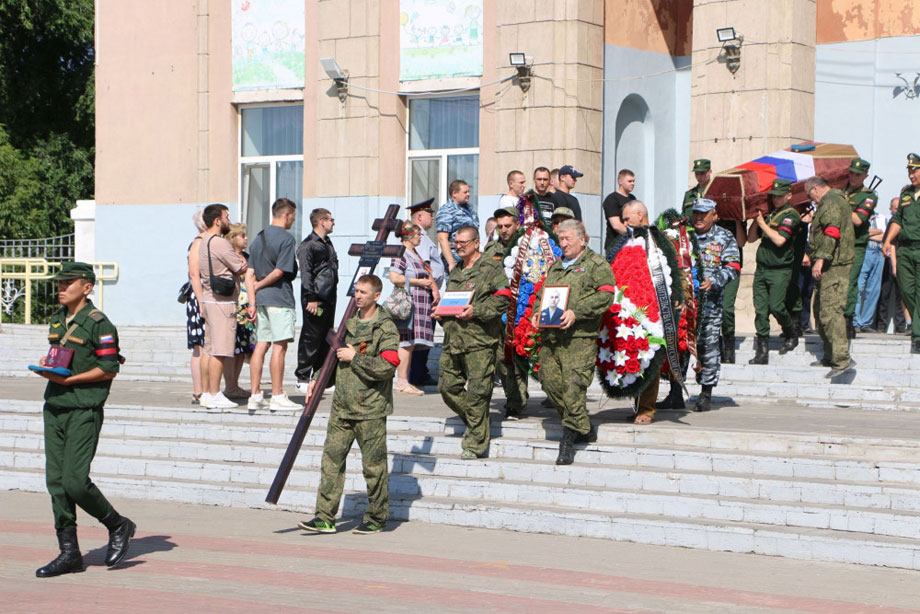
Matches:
[602,169,637,253]
[552,165,583,221]
[531,166,556,220]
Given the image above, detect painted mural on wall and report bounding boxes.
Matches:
[399,0,483,81]
[232,0,305,91]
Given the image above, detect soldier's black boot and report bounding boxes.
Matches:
[556,428,577,465]
[101,510,136,567]
[779,334,798,355]
[574,424,598,444]
[694,385,713,412]
[748,336,768,365]
[792,320,804,338]
[846,316,856,339]
[36,528,84,578]
[723,336,736,364]
[655,380,685,410]
[912,340,920,355]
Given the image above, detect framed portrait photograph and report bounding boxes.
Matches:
[433,290,474,317]
[347,265,373,296]
[538,285,570,328]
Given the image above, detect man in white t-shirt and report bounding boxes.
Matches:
[499,170,526,211]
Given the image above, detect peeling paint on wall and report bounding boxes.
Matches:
[817,0,920,43]
[605,0,692,56]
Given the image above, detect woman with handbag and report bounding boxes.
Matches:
[185,210,208,404]
[389,222,439,395]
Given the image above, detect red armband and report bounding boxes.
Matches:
[597,284,617,294]
[94,348,118,356]
[380,350,399,366]
[856,208,870,217]
[493,288,512,299]
[727,262,741,272]
[823,226,841,239]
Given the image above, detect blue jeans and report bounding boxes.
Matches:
[854,246,884,329]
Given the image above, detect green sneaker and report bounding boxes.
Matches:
[353,521,384,534]
[298,518,336,533]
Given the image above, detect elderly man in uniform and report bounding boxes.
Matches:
[534,220,616,465]
[407,198,444,387]
[435,226,511,459]
[746,179,802,364]
[483,207,529,419]
[844,158,880,339]
[883,153,920,353]
[33,262,135,577]
[806,176,856,376]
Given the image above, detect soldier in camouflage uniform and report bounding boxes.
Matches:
[681,159,712,219]
[484,207,529,419]
[806,176,856,377]
[690,200,741,412]
[436,226,512,459]
[299,274,400,535]
[843,158,880,338]
[534,219,616,465]
[883,153,920,353]
[747,179,802,363]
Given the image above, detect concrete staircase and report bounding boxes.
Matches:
[2,398,920,570]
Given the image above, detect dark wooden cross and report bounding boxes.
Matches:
[266,204,406,504]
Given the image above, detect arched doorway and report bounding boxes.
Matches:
[614,94,654,213]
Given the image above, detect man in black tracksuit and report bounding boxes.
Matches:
[295,208,339,389]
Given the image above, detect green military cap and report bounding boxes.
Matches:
[52,262,95,282]
[551,207,575,220]
[493,206,519,220]
[908,153,920,169]
[848,158,870,173]
[767,178,792,195]
[692,159,711,172]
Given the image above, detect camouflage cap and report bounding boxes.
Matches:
[908,153,920,169]
[493,206,519,220]
[767,178,793,196]
[692,198,717,213]
[52,262,95,282]
[848,158,870,174]
[692,159,711,172]
[551,207,575,220]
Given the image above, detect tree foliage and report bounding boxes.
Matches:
[0,0,95,240]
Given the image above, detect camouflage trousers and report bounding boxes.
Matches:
[815,262,852,369]
[439,347,496,457]
[495,344,528,412]
[697,292,724,386]
[540,336,595,435]
[315,412,389,526]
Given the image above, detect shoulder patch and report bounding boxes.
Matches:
[88,310,105,322]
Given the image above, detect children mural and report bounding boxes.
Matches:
[232,0,305,91]
[400,0,483,81]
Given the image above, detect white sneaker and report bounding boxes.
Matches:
[294,381,311,394]
[206,392,238,409]
[269,394,302,410]
[248,393,268,410]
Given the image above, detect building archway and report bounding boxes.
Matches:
[615,94,654,212]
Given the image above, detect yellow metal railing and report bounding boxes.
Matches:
[0,259,119,325]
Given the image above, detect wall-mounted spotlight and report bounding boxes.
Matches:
[716,27,743,74]
[509,52,533,93]
[320,57,349,103]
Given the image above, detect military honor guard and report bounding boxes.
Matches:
[883,153,920,353]
[681,159,712,219]
[843,157,880,338]
[435,225,512,459]
[299,274,400,534]
[806,176,856,375]
[32,262,135,577]
[746,179,802,364]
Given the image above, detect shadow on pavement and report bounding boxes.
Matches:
[83,534,178,569]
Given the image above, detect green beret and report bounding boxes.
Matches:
[848,158,870,174]
[693,159,711,172]
[52,262,96,282]
[908,153,920,169]
[767,178,792,196]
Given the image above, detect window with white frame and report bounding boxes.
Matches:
[239,104,304,241]
[407,95,479,215]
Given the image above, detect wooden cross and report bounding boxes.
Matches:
[266,204,406,504]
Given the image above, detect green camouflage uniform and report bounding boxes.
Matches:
[538,248,615,435]
[892,184,920,344]
[681,184,705,220]
[752,204,801,338]
[784,219,808,323]
[810,189,855,368]
[844,184,879,318]
[438,254,511,457]
[315,306,399,527]
[43,301,121,530]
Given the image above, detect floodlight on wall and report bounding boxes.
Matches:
[509,52,534,92]
[716,28,743,74]
[320,57,349,102]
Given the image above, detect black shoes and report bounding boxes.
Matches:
[846,316,856,339]
[694,385,713,412]
[778,335,798,355]
[721,336,736,364]
[36,528,84,578]
[912,340,920,355]
[504,407,524,421]
[102,511,136,568]
[556,427,577,465]
[792,320,804,338]
[574,425,598,444]
[825,359,856,378]
[656,380,685,410]
[748,337,768,365]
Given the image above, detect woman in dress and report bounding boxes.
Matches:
[224,223,254,398]
[187,210,207,404]
[389,222,439,395]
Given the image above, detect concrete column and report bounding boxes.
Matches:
[196,0,210,204]
[71,200,96,263]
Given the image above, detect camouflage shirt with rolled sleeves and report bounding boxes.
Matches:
[441,254,511,354]
[846,185,880,247]
[696,225,741,291]
[809,188,855,266]
[482,239,510,264]
[755,204,801,268]
[43,301,120,410]
[892,185,920,247]
[538,247,616,342]
[327,306,399,420]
